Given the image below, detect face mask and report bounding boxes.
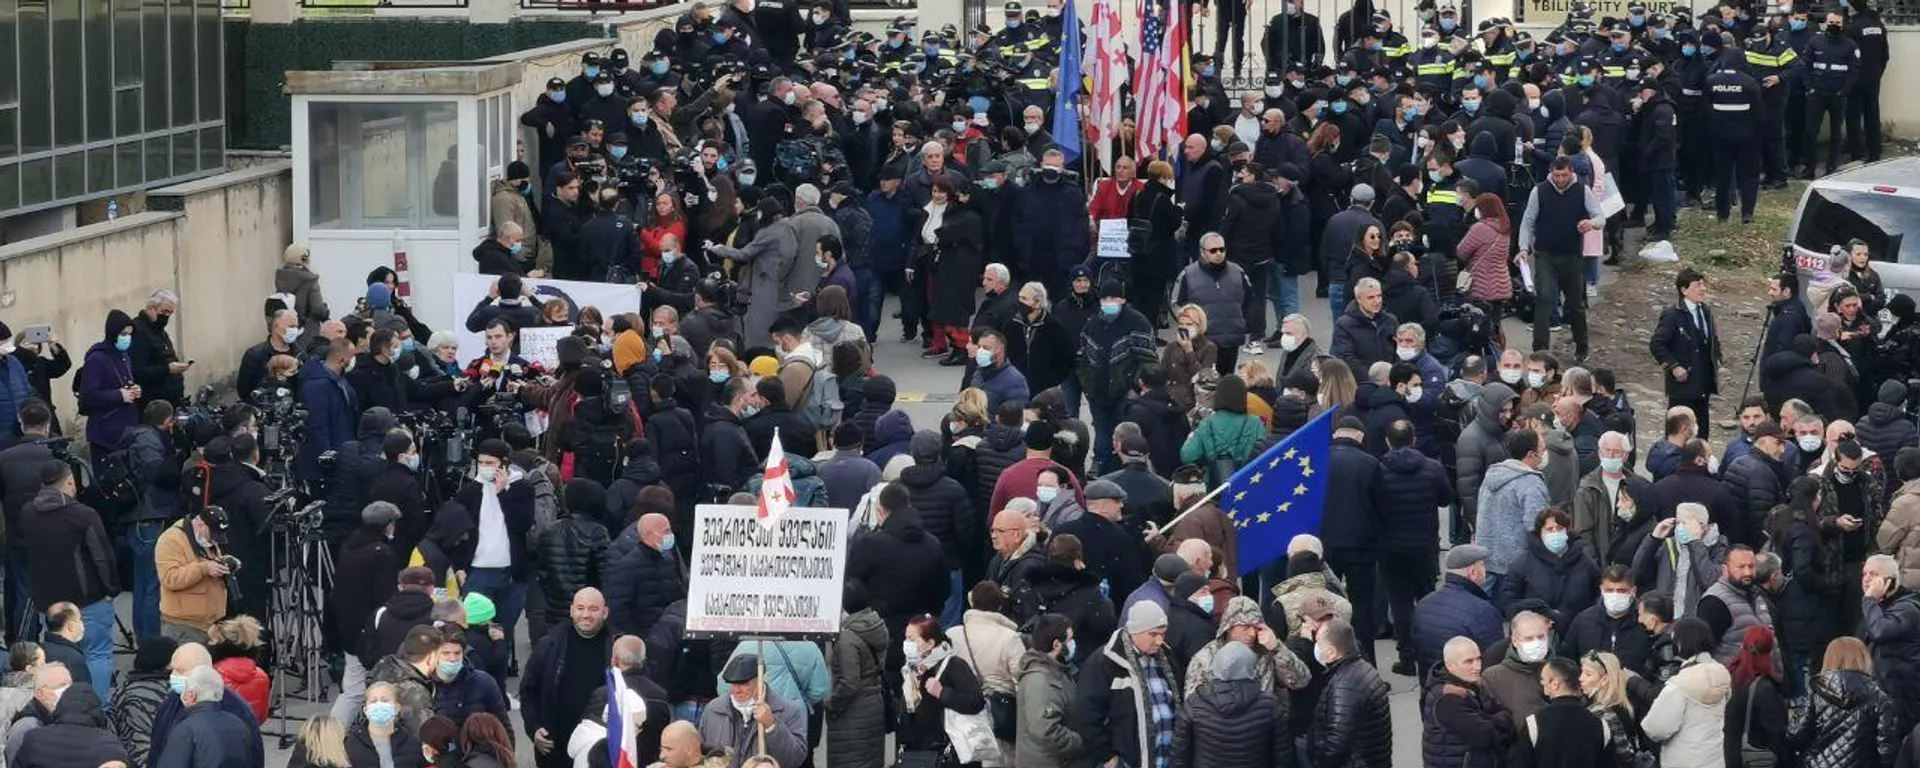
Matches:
[405,450,422,469]
[1288,77,1305,89]
[662,250,679,265]
[660,533,677,552]
[1537,450,1550,469]
[1544,530,1569,553]
[1402,104,1421,121]
[1461,98,1481,114]
[1428,169,1445,182]
[710,369,730,383]
[1517,638,1550,663]
[1193,593,1215,613]
[949,119,969,135]
[1201,66,1216,78]
[1404,386,1424,403]
[1336,74,1353,87]
[595,83,614,97]
[1578,74,1596,87]
[1827,23,1844,33]
[366,702,399,727]
[584,65,601,79]
[1600,457,1625,474]
[437,660,463,680]
[1100,302,1121,319]
[1036,486,1059,504]
[345,357,357,373]
[739,171,759,187]
[1474,74,1491,90]
[975,348,994,368]
[281,327,302,345]
[981,177,1001,191]
[1495,368,1521,385]
[716,156,729,172]
[169,674,188,695]
[1264,85,1283,97]
[1797,435,1823,452]
[1331,101,1349,115]
[652,349,664,364]
[1526,372,1547,389]
[1669,522,1698,546]
[650,60,670,75]
[1602,592,1633,615]
[1026,123,1042,135]
[550,89,567,104]
[1280,334,1302,352]
[610,146,629,160]
[1441,18,1457,30]
[1313,644,1335,665]
[476,467,498,484]
[902,640,923,663]
[509,239,526,255]
[1065,638,1077,659]
[1422,36,1440,48]
[1610,41,1628,53]
[711,32,728,44]
[1209,138,1224,151]
[115,335,132,352]
[1529,98,1543,112]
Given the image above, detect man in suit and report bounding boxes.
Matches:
[1650,267,1723,438]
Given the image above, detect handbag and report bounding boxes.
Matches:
[931,657,1004,766]
[1740,679,1778,768]
[956,626,1017,742]
[891,748,949,768]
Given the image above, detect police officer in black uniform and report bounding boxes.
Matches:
[1804,8,1861,177]
[1845,0,1887,162]
[1743,23,1802,189]
[1706,57,1763,223]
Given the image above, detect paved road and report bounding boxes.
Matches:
[133,265,1611,765]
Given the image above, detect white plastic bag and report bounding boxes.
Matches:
[1639,240,1678,262]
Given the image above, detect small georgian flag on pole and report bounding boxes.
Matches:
[757,428,796,530]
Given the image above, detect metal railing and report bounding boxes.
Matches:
[300,0,469,9]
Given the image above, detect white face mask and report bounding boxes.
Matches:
[1602,592,1633,615]
[1404,386,1424,403]
[1797,435,1824,452]
[1526,372,1548,389]
[595,83,614,97]
[1313,644,1334,665]
[1396,346,1418,362]
[1499,368,1524,385]
[1517,638,1551,663]
[851,111,870,125]
[1280,334,1302,352]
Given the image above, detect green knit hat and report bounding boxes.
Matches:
[463,592,497,624]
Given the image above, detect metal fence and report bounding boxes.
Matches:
[299,0,470,9]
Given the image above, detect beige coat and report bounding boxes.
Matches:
[949,609,1024,696]
[488,180,552,273]
[1877,478,1920,589]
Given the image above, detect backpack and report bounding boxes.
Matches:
[783,357,843,433]
[1435,382,1476,448]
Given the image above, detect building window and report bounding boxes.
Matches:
[308,101,459,230]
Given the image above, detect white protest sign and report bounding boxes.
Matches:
[451,274,641,366]
[687,504,849,638]
[1096,218,1131,260]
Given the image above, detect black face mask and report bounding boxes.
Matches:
[153,313,171,329]
[1826,23,1844,34]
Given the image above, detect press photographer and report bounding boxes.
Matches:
[155,502,234,643]
[122,399,183,640]
[236,307,303,399]
[203,433,272,621]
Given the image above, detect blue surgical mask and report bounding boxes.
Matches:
[650,60,669,75]
[115,335,132,352]
[366,702,399,727]
[652,349,663,363]
[712,32,727,44]
[1600,457,1625,473]
[1100,301,1121,318]
[1370,40,1384,50]
[1544,530,1569,553]
[1404,104,1422,119]
[1036,486,1059,503]
[401,339,416,355]
[585,66,601,79]
[550,90,567,104]
[662,250,679,264]
[1331,100,1349,114]
[1611,41,1628,52]
[660,533,677,552]
[1474,74,1491,90]
[169,674,187,695]
[1065,638,1077,658]
[1682,43,1698,56]
[408,454,422,471]
[1790,18,1807,29]
[981,177,1000,190]
[1655,28,1672,39]
[610,146,628,160]
[1201,65,1217,78]
[1578,73,1596,86]
[1630,13,1646,25]
[1462,99,1481,114]
[716,156,730,172]
[709,369,730,383]
[1675,524,1696,545]
[509,240,525,255]
[1440,18,1457,30]
[739,172,757,187]
[281,327,302,345]
[975,348,993,368]
[1194,593,1215,613]
[437,660,462,679]
[1336,74,1353,86]
[1006,19,1020,29]
[631,113,649,128]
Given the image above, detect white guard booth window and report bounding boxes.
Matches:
[288,62,522,337]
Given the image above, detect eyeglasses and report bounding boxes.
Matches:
[1203,247,1225,254]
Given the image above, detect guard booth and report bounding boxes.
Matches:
[288,62,521,334]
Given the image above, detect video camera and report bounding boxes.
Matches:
[250,384,307,460]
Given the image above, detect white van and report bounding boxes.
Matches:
[1788,157,1920,314]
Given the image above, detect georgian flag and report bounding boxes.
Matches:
[758,428,796,530]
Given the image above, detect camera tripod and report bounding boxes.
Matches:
[265,500,334,746]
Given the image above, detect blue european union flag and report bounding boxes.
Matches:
[1229,406,1338,578]
[1050,0,1083,163]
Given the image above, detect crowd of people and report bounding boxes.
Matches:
[0,0,1911,766]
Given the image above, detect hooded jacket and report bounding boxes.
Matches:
[1456,132,1508,203]
[865,410,915,471]
[825,608,888,768]
[18,488,118,609]
[1015,648,1085,768]
[15,686,129,768]
[1760,350,1840,420]
[1183,596,1311,702]
[1457,383,1518,523]
[1220,181,1286,269]
[1858,379,1917,458]
[76,318,139,450]
[1642,654,1732,768]
[1172,658,1289,768]
[1476,458,1551,574]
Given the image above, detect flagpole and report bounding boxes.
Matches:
[1147,478,1232,538]
[756,639,768,756]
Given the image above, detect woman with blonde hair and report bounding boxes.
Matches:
[1784,634,1902,767]
[208,615,271,722]
[288,716,350,768]
[1579,652,1650,768]
[1161,304,1219,412]
[1132,159,1183,324]
[1315,357,1359,415]
[1236,360,1276,426]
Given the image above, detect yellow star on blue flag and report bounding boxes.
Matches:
[1221,406,1338,578]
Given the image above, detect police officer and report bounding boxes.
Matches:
[1845,0,1887,163]
[1508,31,1540,79]
[1743,23,1802,189]
[1625,2,1653,40]
[1804,9,1861,178]
[877,17,914,71]
[1780,9,1815,175]
[578,72,628,132]
[752,0,805,64]
[1408,25,1457,103]
[1374,11,1412,71]
[1435,3,1466,41]
[987,2,1045,62]
[1706,57,1763,223]
[1475,18,1516,71]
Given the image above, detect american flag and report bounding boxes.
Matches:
[1087,0,1124,172]
[1136,0,1187,160]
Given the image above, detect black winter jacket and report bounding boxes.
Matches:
[898,461,978,572]
[1723,451,1790,548]
[451,478,537,579]
[1377,446,1451,554]
[1164,599,1214,679]
[1329,305,1398,374]
[697,404,758,493]
[535,511,610,609]
[153,701,253,768]
[969,424,1025,512]
[1123,389,1189,477]
[1015,561,1116,666]
[1761,350,1841,422]
[1307,656,1392,768]
[332,526,400,662]
[1558,602,1654,674]
[1422,665,1515,768]
[358,590,436,668]
[1221,182,1287,268]
[1497,537,1601,622]
[1172,678,1289,768]
[345,723,426,768]
[17,488,118,609]
[605,541,686,638]
[1788,669,1903,768]
[15,687,129,768]
[1859,399,1918,460]
[431,664,510,727]
[1319,437,1385,554]
[847,506,950,626]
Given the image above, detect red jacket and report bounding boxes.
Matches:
[214,656,271,722]
[1087,177,1143,224]
[639,219,687,279]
